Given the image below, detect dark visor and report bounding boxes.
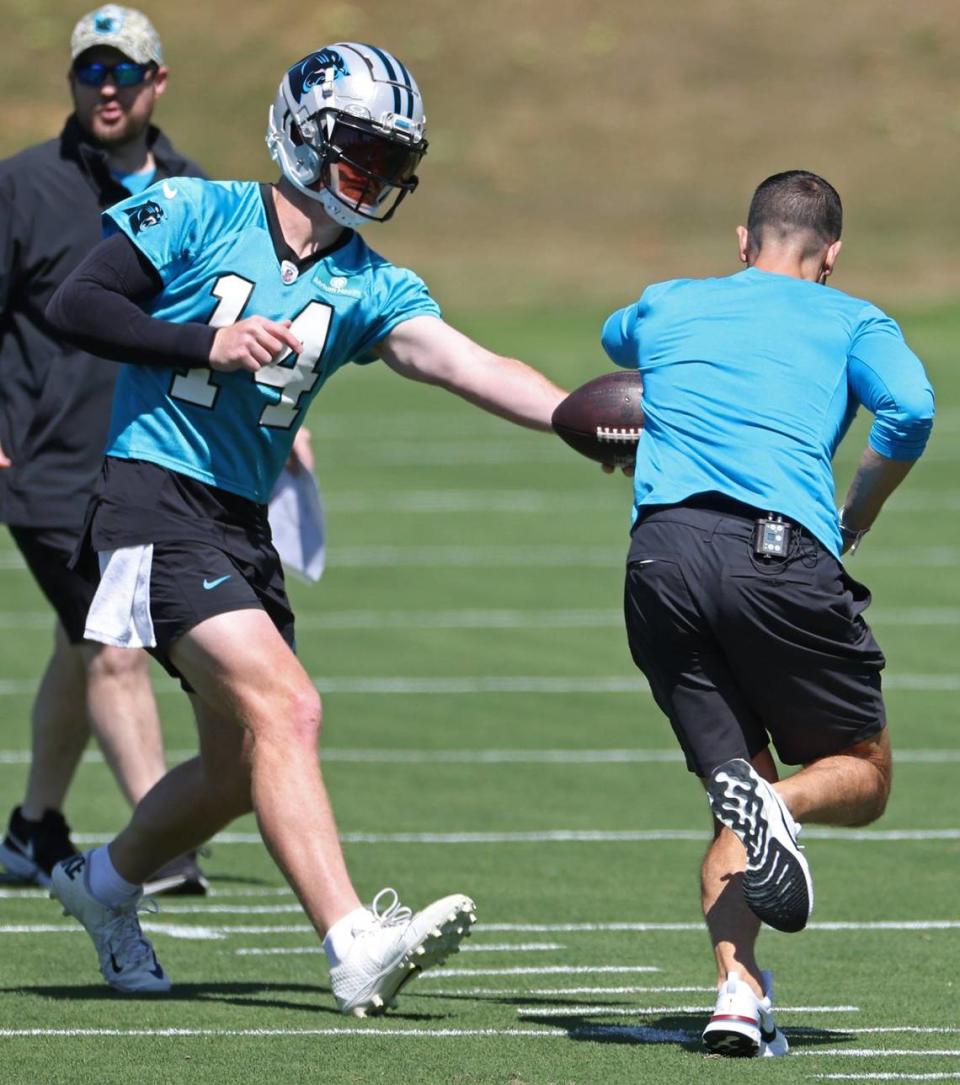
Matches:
[328,118,425,187]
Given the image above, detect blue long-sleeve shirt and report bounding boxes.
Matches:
[601,267,935,555]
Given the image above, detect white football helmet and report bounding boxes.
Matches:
[266,43,427,228]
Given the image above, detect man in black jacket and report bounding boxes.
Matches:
[0,5,207,893]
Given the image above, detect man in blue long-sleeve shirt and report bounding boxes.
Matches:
[602,170,934,1058]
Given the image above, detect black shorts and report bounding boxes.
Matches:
[623,497,886,777]
[76,458,294,688]
[9,524,94,644]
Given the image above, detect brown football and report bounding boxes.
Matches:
[552,371,644,466]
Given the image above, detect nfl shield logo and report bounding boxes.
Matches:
[280,260,299,284]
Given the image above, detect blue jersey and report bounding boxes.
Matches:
[602,267,935,554]
[102,178,440,502]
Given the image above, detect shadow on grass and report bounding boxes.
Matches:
[417,992,856,1053]
[523,1012,856,1053]
[2,981,447,1020]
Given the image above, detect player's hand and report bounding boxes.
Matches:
[601,462,635,477]
[286,426,314,476]
[209,317,303,373]
[0,439,11,468]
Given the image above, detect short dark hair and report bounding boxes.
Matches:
[746,170,843,252]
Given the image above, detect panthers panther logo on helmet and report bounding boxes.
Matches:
[124,200,165,234]
[266,42,427,229]
[288,49,348,101]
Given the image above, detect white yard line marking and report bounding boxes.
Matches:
[233,942,565,956]
[815,1075,960,1081]
[797,1052,960,1059]
[424,986,715,996]
[144,904,304,915]
[4,919,959,939]
[234,947,320,956]
[518,1004,859,1017]
[2,747,959,767]
[419,966,661,978]
[4,606,957,631]
[2,674,960,696]
[2,747,959,769]
[452,942,564,952]
[478,920,960,932]
[173,828,960,846]
[0,1026,686,1041]
[833,1029,960,1036]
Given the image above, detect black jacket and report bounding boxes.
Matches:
[0,115,205,527]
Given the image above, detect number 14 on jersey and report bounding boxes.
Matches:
[170,274,333,430]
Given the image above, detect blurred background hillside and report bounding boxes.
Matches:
[3,0,960,314]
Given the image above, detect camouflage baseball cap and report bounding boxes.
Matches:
[70,5,163,65]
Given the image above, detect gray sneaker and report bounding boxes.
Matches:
[50,852,171,993]
[330,888,476,1016]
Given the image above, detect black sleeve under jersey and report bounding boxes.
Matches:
[45,232,216,368]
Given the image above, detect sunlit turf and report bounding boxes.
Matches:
[0,303,957,1083]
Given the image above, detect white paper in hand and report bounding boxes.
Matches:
[268,466,326,583]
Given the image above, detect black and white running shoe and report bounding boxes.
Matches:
[0,806,78,887]
[707,758,813,933]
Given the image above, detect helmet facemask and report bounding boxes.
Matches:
[300,111,426,225]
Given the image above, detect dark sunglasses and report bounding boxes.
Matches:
[73,61,155,88]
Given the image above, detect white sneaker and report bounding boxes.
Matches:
[50,852,171,993]
[330,888,476,1017]
[707,758,813,932]
[702,970,789,1057]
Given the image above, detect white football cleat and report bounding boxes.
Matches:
[50,852,171,994]
[707,757,813,932]
[702,970,789,1057]
[330,887,476,1016]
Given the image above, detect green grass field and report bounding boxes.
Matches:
[0,303,957,1084]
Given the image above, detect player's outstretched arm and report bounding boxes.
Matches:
[378,316,566,431]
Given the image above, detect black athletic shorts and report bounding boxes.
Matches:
[75,457,294,688]
[623,496,886,777]
[9,524,94,644]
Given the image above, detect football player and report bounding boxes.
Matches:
[45,42,566,1015]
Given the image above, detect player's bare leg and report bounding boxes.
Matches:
[80,642,167,807]
[776,730,891,827]
[107,695,254,882]
[700,748,789,1056]
[704,733,890,992]
[21,623,90,819]
[167,609,361,933]
[701,746,778,996]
